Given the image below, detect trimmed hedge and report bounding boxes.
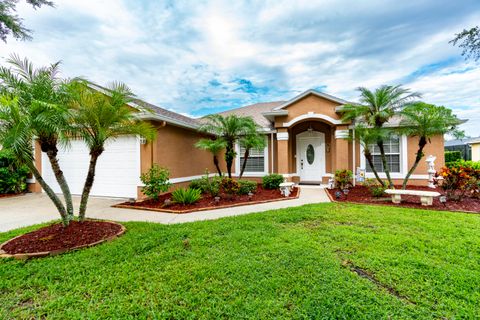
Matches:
[262,174,284,189]
[237,180,258,195]
[445,151,462,163]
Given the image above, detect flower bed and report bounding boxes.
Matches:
[327,185,480,213]
[0,220,125,259]
[115,186,299,213]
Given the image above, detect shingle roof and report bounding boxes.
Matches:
[445,137,480,147]
[213,101,286,128]
[132,99,201,129]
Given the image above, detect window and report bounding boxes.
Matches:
[239,144,265,173]
[366,136,401,173]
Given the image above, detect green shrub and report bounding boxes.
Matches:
[140,165,172,201]
[189,171,221,197]
[445,151,462,163]
[220,178,239,196]
[362,178,385,197]
[262,174,284,189]
[172,187,202,204]
[0,150,29,194]
[237,180,257,195]
[335,169,353,190]
[447,160,480,170]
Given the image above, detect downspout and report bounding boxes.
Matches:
[270,133,274,173]
[352,128,356,187]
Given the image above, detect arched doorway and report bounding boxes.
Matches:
[296,131,326,182]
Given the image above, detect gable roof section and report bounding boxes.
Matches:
[132,99,200,130]
[213,101,285,129]
[273,89,350,110]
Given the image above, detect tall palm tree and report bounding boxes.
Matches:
[0,54,76,222]
[195,138,226,177]
[198,114,257,178]
[68,82,156,220]
[399,103,461,189]
[238,132,266,179]
[342,85,421,188]
[0,94,70,225]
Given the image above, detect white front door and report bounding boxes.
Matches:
[296,131,325,182]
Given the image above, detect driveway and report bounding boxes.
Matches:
[0,187,330,232]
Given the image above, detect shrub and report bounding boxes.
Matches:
[447,160,480,170]
[335,169,353,190]
[0,150,29,194]
[262,174,284,189]
[362,178,385,197]
[220,178,239,196]
[171,187,202,204]
[237,180,257,195]
[140,165,172,201]
[189,171,221,197]
[436,166,480,200]
[445,151,462,163]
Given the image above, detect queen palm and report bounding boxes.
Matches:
[198,114,257,178]
[238,132,266,179]
[195,138,226,177]
[0,55,76,222]
[68,82,156,220]
[399,103,461,189]
[342,85,421,188]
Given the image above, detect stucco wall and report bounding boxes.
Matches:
[472,143,480,161]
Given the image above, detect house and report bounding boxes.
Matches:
[444,138,478,160]
[28,89,447,198]
[469,139,480,161]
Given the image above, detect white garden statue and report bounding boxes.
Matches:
[426,155,436,188]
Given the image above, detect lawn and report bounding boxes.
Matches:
[1,203,479,319]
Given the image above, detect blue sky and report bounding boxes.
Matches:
[2,0,480,136]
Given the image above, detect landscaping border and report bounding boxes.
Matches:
[112,189,301,214]
[0,221,126,260]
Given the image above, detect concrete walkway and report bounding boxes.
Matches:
[0,187,330,232]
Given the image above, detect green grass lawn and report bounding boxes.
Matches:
[1,203,479,319]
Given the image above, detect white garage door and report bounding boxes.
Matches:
[42,136,140,198]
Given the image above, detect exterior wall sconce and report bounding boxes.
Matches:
[140,137,147,145]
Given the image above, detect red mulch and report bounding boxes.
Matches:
[119,186,299,212]
[0,193,23,199]
[327,185,480,213]
[1,221,123,254]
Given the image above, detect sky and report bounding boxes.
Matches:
[1,0,480,137]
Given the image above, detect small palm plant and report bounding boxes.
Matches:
[195,138,226,177]
[399,103,461,189]
[238,133,266,179]
[68,81,156,220]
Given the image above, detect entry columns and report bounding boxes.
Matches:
[334,126,350,171]
[276,128,289,179]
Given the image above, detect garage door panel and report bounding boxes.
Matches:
[41,136,140,198]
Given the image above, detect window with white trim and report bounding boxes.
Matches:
[366,136,401,173]
[239,144,265,172]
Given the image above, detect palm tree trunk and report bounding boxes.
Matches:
[79,152,101,221]
[402,136,427,190]
[377,140,394,188]
[26,161,69,226]
[364,150,385,187]
[225,144,235,179]
[213,155,222,177]
[45,148,74,219]
[239,149,250,179]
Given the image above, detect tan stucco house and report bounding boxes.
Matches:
[469,139,480,162]
[29,89,445,198]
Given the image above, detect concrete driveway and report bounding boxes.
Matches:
[0,187,330,232]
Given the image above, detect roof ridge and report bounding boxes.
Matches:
[215,100,287,114]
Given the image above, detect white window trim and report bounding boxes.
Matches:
[360,135,408,179]
[234,137,269,177]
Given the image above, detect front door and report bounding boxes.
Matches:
[296,131,325,182]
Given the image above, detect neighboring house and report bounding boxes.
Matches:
[469,139,480,161]
[444,138,477,160]
[28,89,448,198]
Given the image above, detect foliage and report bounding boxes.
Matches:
[447,160,480,170]
[140,165,172,201]
[237,179,258,195]
[197,114,258,178]
[435,166,480,200]
[171,187,202,205]
[2,204,480,318]
[220,178,239,196]
[189,171,221,197]
[450,26,480,61]
[362,178,386,197]
[335,169,353,190]
[238,133,266,179]
[262,173,284,190]
[445,151,463,163]
[194,139,226,176]
[0,149,28,194]
[0,0,54,42]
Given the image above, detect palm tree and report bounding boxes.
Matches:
[68,82,156,221]
[0,54,76,222]
[342,85,421,188]
[353,125,386,187]
[399,103,461,189]
[195,138,226,177]
[198,114,257,178]
[238,132,266,179]
[0,94,70,225]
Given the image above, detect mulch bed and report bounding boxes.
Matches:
[327,185,480,213]
[115,186,299,213]
[0,193,24,199]
[0,220,125,259]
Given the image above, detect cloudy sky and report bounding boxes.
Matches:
[2,0,480,136]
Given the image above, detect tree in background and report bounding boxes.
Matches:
[451,26,480,61]
[0,0,54,42]
[342,85,421,188]
[399,103,462,189]
[195,138,226,177]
